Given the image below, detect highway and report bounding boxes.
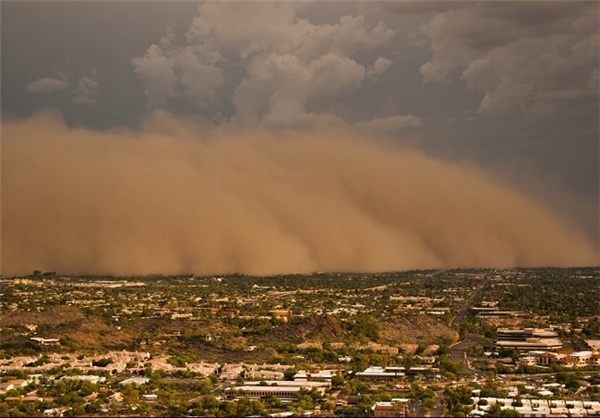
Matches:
[450,275,490,327]
[426,275,490,416]
[449,334,481,371]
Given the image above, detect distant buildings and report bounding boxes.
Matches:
[225,380,329,401]
[354,365,438,381]
[520,350,600,368]
[60,375,106,384]
[119,377,150,386]
[469,398,600,417]
[496,328,562,350]
[293,369,340,381]
[355,366,405,381]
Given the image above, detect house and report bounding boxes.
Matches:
[370,399,410,417]
[246,369,284,380]
[187,361,220,375]
[355,366,405,381]
[293,369,340,381]
[220,363,245,380]
[60,375,106,384]
[43,407,72,417]
[0,383,14,393]
[7,379,28,388]
[416,355,436,364]
[30,337,61,346]
[518,356,537,366]
[119,377,150,386]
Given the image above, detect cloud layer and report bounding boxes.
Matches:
[2,112,597,277]
[411,2,599,118]
[25,78,69,94]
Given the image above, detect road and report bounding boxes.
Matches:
[427,390,444,417]
[448,274,491,371]
[449,334,481,371]
[425,276,490,416]
[450,275,490,327]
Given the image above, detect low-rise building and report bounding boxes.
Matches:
[225,381,328,401]
[187,361,220,376]
[119,377,150,386]
[355,366,404,381]
[60,375,106,384]
[370,399,410,417]
[496,328,562,350]
[524,350,600,368]
[30,337,60,346]
[293,369,340,381]
[220,363,245,380]
[471,398,600,418]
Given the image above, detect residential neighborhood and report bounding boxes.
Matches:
[0,268,599,416]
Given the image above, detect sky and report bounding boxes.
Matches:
[1,1,599,276]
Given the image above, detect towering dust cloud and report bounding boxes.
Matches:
[2,112,597,276]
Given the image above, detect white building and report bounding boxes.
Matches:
[60,375,105,384]
[225,381,328,401]
[119,377,150,386]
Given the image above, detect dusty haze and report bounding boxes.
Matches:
[2,112,598,276]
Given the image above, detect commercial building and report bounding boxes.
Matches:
[225,385,303,401]
[469,398,600,418]
[224,381,328,401]
[355,366,405,381]
[354,365,438,381]
[293,369,341,381]
[370,399,410,417]
[522,350,600,368]
[496,328,562,350]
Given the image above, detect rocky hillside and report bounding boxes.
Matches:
[255,315,346,345]
[378,315,458,346]
[0,306,135,352]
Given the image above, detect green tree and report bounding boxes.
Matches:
[331,374,345,388]
[121,385,139,409]
[498,410,521,417]
[487,403,502,416]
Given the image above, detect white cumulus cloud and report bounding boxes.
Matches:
[25,78,70,94]
[72,75,99,104]
[367,57,393,78]
[132,2,395,126]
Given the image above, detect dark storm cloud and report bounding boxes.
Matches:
[407,1,599,119]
